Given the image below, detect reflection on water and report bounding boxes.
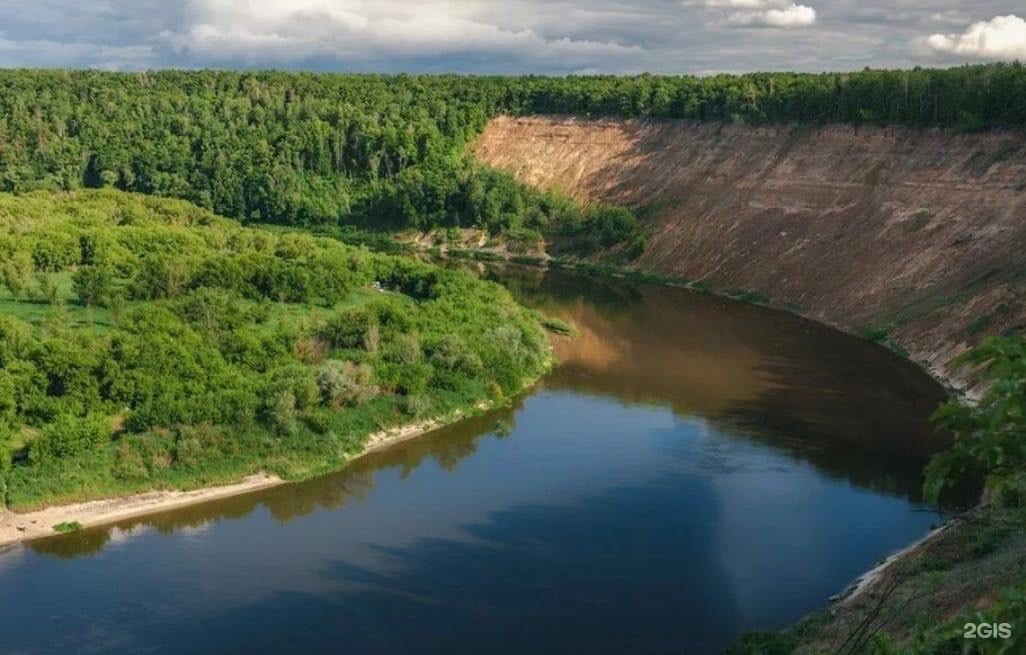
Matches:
[0,267,957,655]
[481,265,953,499]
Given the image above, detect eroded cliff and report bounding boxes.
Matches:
[474,115,1026,389]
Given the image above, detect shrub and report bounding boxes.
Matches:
[267,389,298,436]
[316,360,379,408]
[539,316,577,336]
[31,232,80,271]
[113,443,150,481]
[924,336,1026,503]
[29,414,110,465]
[400,394,432,417]
[323,307,378,350]
[173,424,235,468]
[591,206,639,247]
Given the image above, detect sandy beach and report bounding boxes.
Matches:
[0,412,470,548]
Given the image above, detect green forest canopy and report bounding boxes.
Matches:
[2,65,1025,234]
[0,190,550,509]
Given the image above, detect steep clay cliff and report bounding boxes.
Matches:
[474,115,1026,389]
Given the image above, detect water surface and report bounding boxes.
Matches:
[0,267,952,654]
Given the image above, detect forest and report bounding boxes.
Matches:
[2,63,1026,510]
[4,64,1026,245]
[0,190,550,509]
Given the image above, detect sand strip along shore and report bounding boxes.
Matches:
[834,521,954,606]
[0,411,477,548]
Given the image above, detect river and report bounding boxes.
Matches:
[0,266,954,654]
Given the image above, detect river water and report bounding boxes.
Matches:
[0,267,953,654]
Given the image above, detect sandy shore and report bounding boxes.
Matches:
[0,412,472,548]
[835,521,953,605]
[0,473,284,547]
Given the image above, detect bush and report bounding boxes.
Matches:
[316,360,378,408]
[29,414,110,465]
[591,206,639,247]
[924,336,1026,503]
[539,316,577,336]
[267,389,298,436]
[173,424,235,469]
[113,442,150,481]
[400,394,432,417]
[323,307,378,350]
[31,232,80,271]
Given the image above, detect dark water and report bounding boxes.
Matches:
[0,267,954,654]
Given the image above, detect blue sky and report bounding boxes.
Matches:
[0,1,1024,73]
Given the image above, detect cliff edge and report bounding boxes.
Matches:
[474,115,1026,389]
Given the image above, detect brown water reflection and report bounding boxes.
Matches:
[479,264,953,496]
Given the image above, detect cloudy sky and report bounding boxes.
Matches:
[0,1,1024,74]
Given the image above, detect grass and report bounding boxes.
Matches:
[724,288,771,305]
[967,303,1010,337]
[448,248,505,262]
[539,315,578,336]
[887,340,910,357]
[52,521,83,533]
[0,272,121,332]
[967,314,993,336]
[859,325,892,343]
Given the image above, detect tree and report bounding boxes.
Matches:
[73,266,113,307]
[924,336,1026,503]
[34,272,60,305]
[1,258,30,301]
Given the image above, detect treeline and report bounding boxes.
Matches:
[0,190,550,509]
[510,64,1026,128]
[5,65,1025,237]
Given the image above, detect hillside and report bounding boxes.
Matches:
[474,115,1026,389]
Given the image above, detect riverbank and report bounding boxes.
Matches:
[0,399,508,548]
[783,504,1026,654]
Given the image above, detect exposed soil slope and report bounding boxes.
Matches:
[474,115,1026,389]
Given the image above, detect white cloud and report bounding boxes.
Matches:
[922,14,1026,60]
[727,3,817,28]
[0,36,154,70]
[160,0,642,65]
[3,0,1025,73]
[700,0,785,7]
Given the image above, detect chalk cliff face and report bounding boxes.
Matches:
[474,115,1026,388]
